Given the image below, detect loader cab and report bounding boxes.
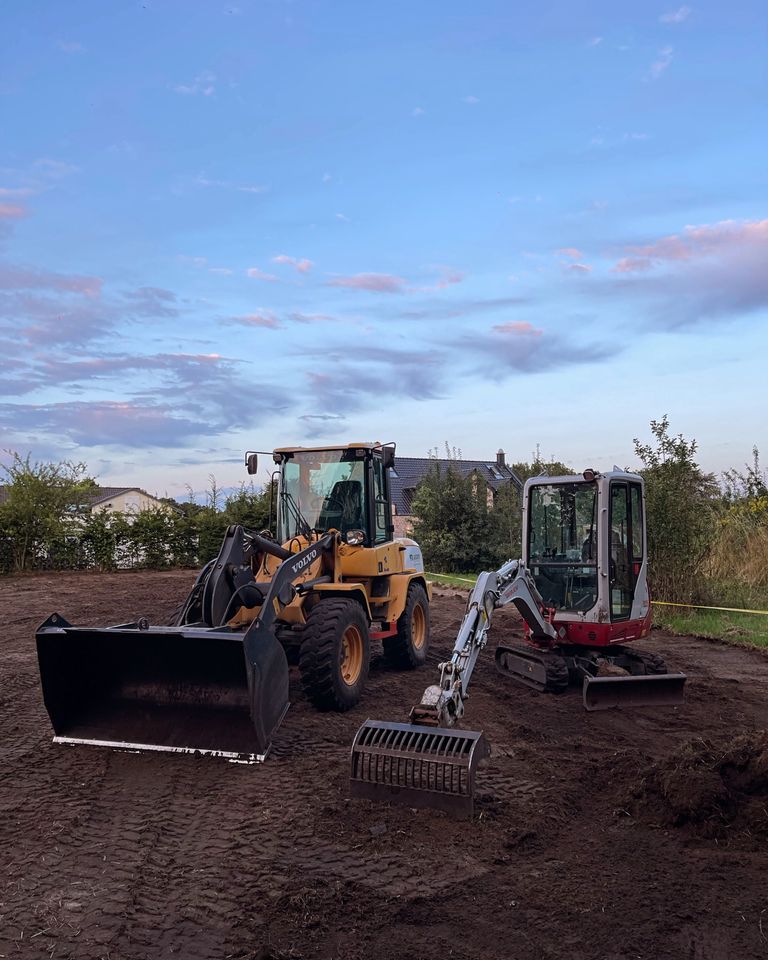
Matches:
[273,444,395,547]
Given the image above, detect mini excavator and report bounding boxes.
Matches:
[350,468,687,816]
[37,443,430,761]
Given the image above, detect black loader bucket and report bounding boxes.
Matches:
[36,614,289,760]
[582,672,687,711]
[350,719,489,817]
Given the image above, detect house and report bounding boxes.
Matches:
[86,487,173,516]
[390,449,523,537]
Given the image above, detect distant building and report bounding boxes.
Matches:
[390,449,523,538]
[86,486,172,516]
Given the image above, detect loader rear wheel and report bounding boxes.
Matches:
[299,599,370,711]
[383,582,429,669]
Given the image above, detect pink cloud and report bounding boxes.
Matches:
[0,203,25,219]
[557,247,583,259]
[229,312,281,329]
[0,187,35,198]
[246,267,278,282]
[613,257,653,273]
[492,321,543,337]
[660,6,692,23]
[272,254,313,273]
[567,263,592,274]
[615,219,768,271]
[0,264,102,297]
[326,273,405,293]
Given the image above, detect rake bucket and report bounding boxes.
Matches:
[350,719,489,817]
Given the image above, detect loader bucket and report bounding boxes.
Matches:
[582,672,687,711]
[349,719,489,817]
[36,614,289,760]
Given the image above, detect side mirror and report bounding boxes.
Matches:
[245,452,258,475]
[381,446,395,470]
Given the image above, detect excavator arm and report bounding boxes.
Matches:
[350,557,556,816]
[410,559,556,728]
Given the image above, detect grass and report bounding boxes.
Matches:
[426,571,768,650]
[653,605,768,649]
[426,571,478,589]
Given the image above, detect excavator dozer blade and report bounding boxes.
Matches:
[36,614,289,760]
[350,719,489,817]
[582,672,687,711]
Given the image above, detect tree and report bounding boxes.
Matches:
[411,462,500,573]
[0,452,96,572]
[633,416,718,602]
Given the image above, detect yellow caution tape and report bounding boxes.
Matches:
[426,573,768,617]
[651,600,768,617]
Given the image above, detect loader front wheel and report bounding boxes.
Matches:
[299,599,370,711]
[384,582,429,669]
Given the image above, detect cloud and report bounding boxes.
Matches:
[612,257,653,273]
[587,36,603,46]
[122,287,178,317]
[226,312,281,329]
[412,107,426,117]
[604,218,768,325]
[290,312,336,324]
[32,158,79,179]
[272,254,313,273]
[0,263,101,296]
[462,95,479,104]
[566,263,592,274]
[0,204,25,219]
[195,175,268,194]
[173,71,216,96]
[492,321,542,336]
[326,272,405,293]
[57,40,85,54]
[335,212,349,222]
[0,187,35,198]
[460,323,618,377]
[557,247,583,259]
[246,267,278,282]
[660,6,692,23]
[397,296,528,321]
[648,46,674,79]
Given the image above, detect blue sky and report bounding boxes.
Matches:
[1,0,765,498]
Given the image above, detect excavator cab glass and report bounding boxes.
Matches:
[528,481,598,612]
[278,449,372,543]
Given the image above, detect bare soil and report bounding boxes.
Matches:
[2,570,768,960]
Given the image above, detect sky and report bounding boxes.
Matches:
[0,0,766,500]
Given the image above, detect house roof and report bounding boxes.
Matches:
[390,455,523,516]
[87,486,167,507]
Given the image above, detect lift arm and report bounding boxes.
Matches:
[410,558,556,728]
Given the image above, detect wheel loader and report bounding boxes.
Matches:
[350,468,687,816]
[36,443,430,760]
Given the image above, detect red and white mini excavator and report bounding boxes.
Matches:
[351,468,687,816]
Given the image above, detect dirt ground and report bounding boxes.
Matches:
[2,570,768,960]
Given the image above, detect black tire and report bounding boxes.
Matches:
[299,599,370,710]
[383,582,430,669]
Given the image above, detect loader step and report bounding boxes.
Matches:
[350,719,489,817]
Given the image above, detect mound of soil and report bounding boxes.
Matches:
[629,731,768,841]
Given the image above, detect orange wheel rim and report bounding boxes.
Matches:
[412,603,426,650]
[340,624,364,685]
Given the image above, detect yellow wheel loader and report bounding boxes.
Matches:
[36,443,430,760]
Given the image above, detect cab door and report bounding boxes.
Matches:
[608,480,645,621]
